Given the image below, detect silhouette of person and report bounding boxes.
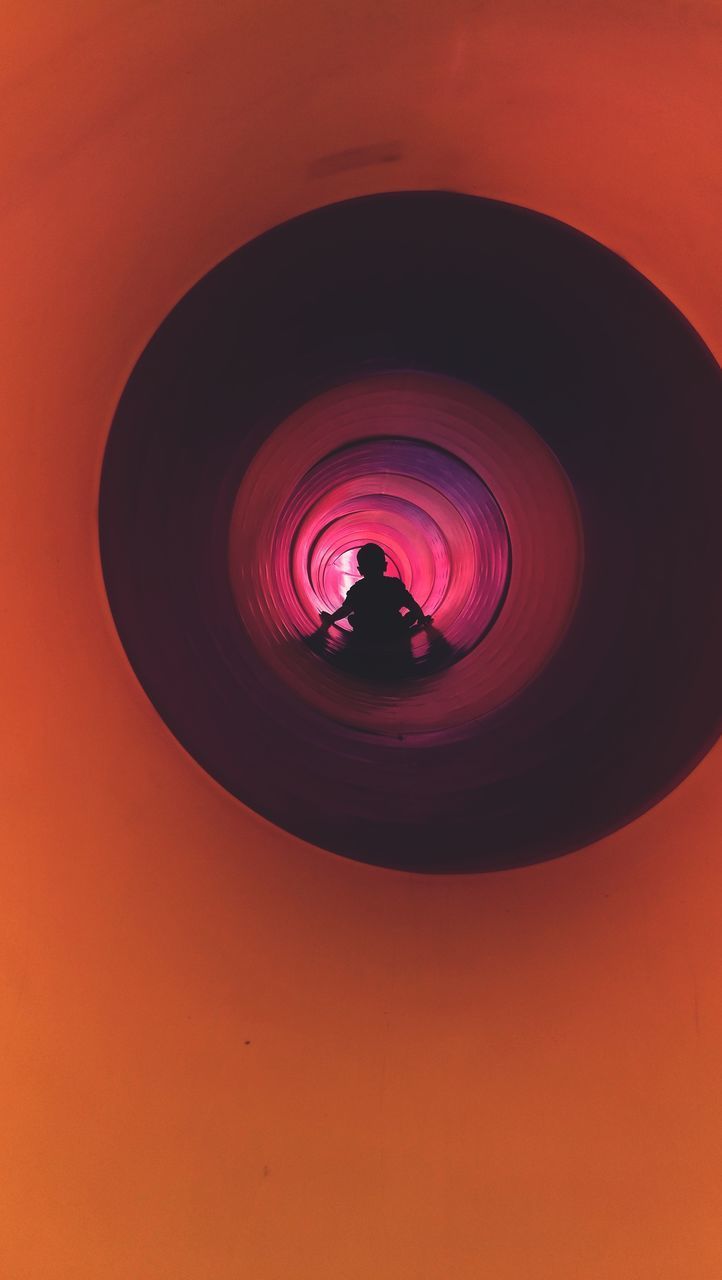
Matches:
[319,543,431,645]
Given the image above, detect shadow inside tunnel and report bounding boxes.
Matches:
[302,619,457,683]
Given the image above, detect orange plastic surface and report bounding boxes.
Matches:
[1,3,720,1275]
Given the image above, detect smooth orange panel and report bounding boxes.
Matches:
[0,2,720,1276]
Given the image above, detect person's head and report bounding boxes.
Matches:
[356,542,387,577]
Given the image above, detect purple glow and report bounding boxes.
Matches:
[284,438,510,655]
[228,372,583,740]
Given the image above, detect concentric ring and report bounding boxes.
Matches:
[99,191,722,871]
[228,373,582,737]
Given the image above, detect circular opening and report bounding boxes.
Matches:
[230,433,512,677]
[228,374,581,734]
[99,191,722,872]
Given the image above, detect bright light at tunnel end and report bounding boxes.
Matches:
[228,370,583,735]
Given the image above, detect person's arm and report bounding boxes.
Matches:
[400,586,431,625]
[320,593,354,626]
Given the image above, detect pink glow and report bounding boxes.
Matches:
[228,372,583,740]
[286,438,510,654]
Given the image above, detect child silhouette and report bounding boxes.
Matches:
[320,543,431,642]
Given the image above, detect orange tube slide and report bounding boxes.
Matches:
[1,3,720,1276]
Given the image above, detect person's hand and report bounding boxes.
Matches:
[319,610,332,629]
[422,614,434,627]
